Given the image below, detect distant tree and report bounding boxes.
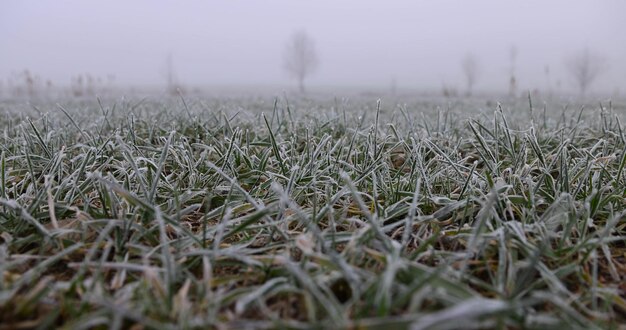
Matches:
[23,70,35,98]
[71,74,84,97]
[442,83,458,98]
[565,48,607,96]
[544,65,552,95]
[283,30,319,93]
[162,53,181,95]
[508,46,518,97]
[461,53,480,97]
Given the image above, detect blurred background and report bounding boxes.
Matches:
[1,0,624,99]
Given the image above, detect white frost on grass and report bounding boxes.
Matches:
[411,298,509,330]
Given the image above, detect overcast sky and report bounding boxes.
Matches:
[1,0,625,93]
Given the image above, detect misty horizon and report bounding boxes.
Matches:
[1,0,625,94]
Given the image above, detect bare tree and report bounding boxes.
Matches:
[283,30,318,93]
[162,53,180,95]
[565,48,607,96]
[544,65,552,95]
[508,46,518,97]
[461,53,480,97]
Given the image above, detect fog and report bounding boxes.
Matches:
[1,0,625,94]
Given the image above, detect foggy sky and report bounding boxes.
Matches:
[1,0,625,93]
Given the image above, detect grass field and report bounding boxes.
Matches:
[0,95,625,329]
